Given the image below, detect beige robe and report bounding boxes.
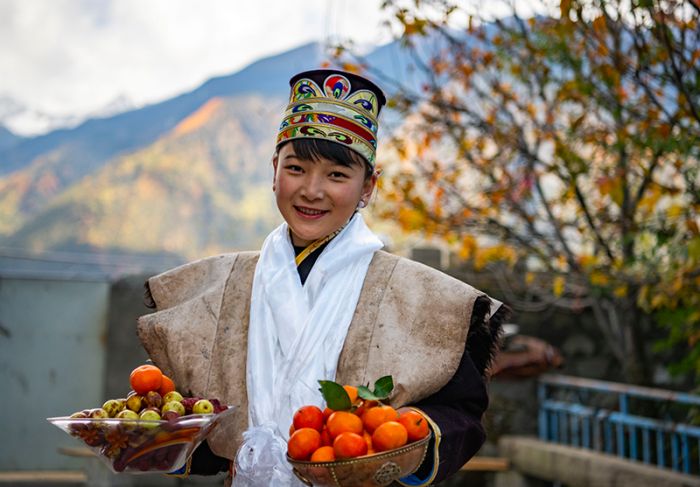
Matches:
[137,250,484,459]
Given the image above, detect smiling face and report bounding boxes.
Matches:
[273,142,376,247]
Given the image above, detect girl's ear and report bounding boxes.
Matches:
[361,170,378,202]
[272,152,279,191]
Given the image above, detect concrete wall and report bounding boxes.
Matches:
[0,277,110,470]
[103,274,151,401]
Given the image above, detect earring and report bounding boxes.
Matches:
[357,200,366,209]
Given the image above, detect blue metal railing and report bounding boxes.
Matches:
[538,374,700,476]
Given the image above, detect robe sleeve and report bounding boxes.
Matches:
[188,441,230,475]
[399,296,509,485]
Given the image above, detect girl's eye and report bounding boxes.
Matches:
[285,164,303,173]
[329,171,349,179]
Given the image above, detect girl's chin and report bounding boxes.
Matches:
[289,227,332,246]
[289,228,317,246]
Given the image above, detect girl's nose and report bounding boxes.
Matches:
[301,174,324,200]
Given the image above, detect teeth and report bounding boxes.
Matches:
[297,207,325,215]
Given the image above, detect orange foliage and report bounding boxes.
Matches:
[173,98,224,136]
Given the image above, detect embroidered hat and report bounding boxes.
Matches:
[277,69,387,167]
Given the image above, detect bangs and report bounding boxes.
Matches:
[282,139,373,179]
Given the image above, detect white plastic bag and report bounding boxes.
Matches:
[233,423,303,486]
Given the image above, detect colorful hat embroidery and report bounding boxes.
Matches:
[277,69,387,167]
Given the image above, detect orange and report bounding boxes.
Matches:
[333,432,368,459]
[326,411,363,439]
[398,410,429,441]
[289,424,296,436]
[322,407,334,422]
[354,399,378,418]
[310,445,336,462]
[293,405,324,432]
[362,405,399,433]
[372,421,408,452]
[287,428,322,461]
[363,430,373,452]
[129,364,163,395]
[158,374,176,396]
[343,385,358,404]
[320,427,332,446]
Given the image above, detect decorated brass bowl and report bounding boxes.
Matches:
[288,432,431,487]
[47,407,235,474]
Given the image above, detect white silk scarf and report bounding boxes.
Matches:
[234,213,383,485]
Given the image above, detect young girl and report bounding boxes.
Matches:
[138,69,506,486]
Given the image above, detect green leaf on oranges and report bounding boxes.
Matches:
[318,380,352,411]
[357,375,394,401]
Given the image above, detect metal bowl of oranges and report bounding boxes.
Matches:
[286,379,433,486]
[287,431,431,487]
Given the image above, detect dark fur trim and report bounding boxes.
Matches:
[466,296,510,377]
[143,281,156,309]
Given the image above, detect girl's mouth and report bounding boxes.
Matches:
[294,206,328,219]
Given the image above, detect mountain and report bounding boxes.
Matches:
[0,41,325,238]
[88,94,136,120]
[1,42,323,175]
[0,94,82,137]
[0,125,23,152]
[6,94,282,257]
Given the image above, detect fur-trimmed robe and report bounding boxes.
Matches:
[137,250,504,483]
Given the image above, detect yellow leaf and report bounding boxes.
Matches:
[526,103,536,118]
[341,62,361,74]
[593,16,607,37]
[671,275,683,293]
[397,207,424,231]
[613,285,628,298]
[590,271,609,286]
[637,284,650,309]
[651,293,666,309]
[525,272,535,285]
[578,254,596,268]
[553,276,565,297]
[458,235,477,261]
[667,204,684,219]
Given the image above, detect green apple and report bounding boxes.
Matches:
[68,411,89,434]
[161,400,185,417]
[139,408,161,427]
[162,391,184,404]
[116,409,139,427]
[116,409,139,420]
[126,394,143,412]
[102,399,124,417]
[89,408,110,419]
[192,399,214,415]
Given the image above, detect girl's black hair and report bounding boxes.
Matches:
[279,139,374,181]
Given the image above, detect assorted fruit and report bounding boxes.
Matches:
[286,377,429,462]
[61,364,228,472]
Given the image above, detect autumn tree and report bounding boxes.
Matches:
[367,0,699,384]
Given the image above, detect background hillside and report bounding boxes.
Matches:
[0,35,425,260]
[0,43,324,258]
[5,95,282,258]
